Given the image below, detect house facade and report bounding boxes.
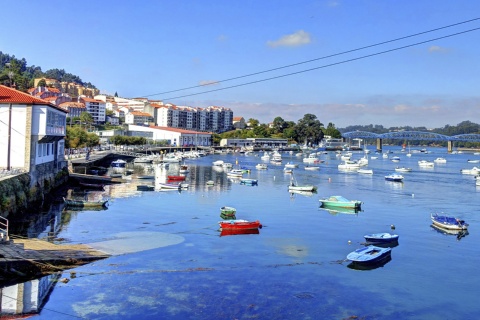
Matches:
[0,85,68,185]
[79,97,106,124]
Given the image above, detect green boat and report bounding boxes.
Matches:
[319,196,362,209]
[64,197,109,208]
[220,206,237,220]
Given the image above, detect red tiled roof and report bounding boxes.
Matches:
[81,97,103,103]
[59,102,85,108]
[130,111,152,116]
[0,85,58,107]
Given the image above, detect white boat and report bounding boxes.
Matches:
[357,157,368,166]
[385,173,404,182]
[460,167,480,175]
[134,157,153,164]
[467,159,480,163]
[304,165,320,171]
[222,162,233,169]
[418,160,434,167]
[338,160,360,171]
[256,163,268,170]
[283,167,293,173]
[227,169,244,178]
[434,157,447,164]
[382,153,389,159]
[261,152,270,161]
[395,166,412,172]
[284,162,298,168]
[303,154,319,163]
[391,156,400,162]
[111,159,127,173]
[357,169,373,174]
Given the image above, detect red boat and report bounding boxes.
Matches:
[167,175,186,181]
[218,219,262,230]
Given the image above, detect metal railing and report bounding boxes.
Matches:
[0,216,9,242]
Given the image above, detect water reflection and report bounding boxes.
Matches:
[319,207,361,216]
[219,229,260,237]
[347,255,392,271]
[431,224,469,240]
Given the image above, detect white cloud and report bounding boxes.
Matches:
[428,45,448,53]
[267,30,312,48]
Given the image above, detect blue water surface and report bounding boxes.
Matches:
[18,147,480,319]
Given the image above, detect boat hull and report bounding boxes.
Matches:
[431,213,468,230]
[364,233,399,243]
[347,246,392,264]
[219,220,262,230]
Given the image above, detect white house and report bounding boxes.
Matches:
[0,85,68,174]
[128,125,212,146]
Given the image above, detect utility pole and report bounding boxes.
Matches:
[7,103,12,170]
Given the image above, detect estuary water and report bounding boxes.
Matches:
[6,146,480,319]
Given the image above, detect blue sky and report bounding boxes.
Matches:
[2,1,480,128]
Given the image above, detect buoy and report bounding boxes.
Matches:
[412,193,415,197]
[348,240,352,244]
[274,176,276,180]
[328,178,331,182]
[391,224,396,230]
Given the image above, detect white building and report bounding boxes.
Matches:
[128,125,212,147]
[79,97,106,124]
[0,85,67,174]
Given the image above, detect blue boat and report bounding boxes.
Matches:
[346,246,392,264]
[385,173,404,182]
[364,233,399,244]
[431,213,468,230]
[240,178,258,186]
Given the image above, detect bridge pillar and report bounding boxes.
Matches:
[447,141,453,153]
[376,138,382,152]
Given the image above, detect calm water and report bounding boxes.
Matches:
[7,147,480,319]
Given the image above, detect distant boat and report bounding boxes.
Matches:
[385,173,404,182]
[218,219,262,230]
[364,233,399,244]
[395,166,412,173]
[357,168,373,175]
[319,195,362,209]
[240,178,258,186]
[434,157,447,164]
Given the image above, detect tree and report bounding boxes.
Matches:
[37,78,46,87]
[80,112,94,125]
[65,127,88,149]
[324,122,342,139]
[271,116,287,134]
[295,114,324,146]
[114,91,118,97]
[247,118,259,127]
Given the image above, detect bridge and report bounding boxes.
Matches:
[341,131,480,152]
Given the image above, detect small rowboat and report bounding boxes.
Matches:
[63,197,108,208]
[220,206,237,220]
[218,219,262,230]
[240,178,258,186]
[167,175,186,181]
[346,246,392,265]
[364,233,399,244]
[431,213,468,230]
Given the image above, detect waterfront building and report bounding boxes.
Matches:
[233,116,246,129]
[220,138,288,149]
[128,124,212,147]
[58,101,86,119]
[0,85,68,178]
[79,97,106,124]
[125,111,154,125]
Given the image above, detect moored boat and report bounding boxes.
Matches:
[63,197,108,208]
[364,233,399,244]
[167,175,186,181]
[319,195,362,209]
[431,213,468,230]
[240,178,258,186]
[220,206,237,220]
[357,168,373,174]
[395,166,412,173]
[218,219,262,230]
[346,246,392,265]
[385,173,404,182]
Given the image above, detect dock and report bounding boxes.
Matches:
[0,238,110,285]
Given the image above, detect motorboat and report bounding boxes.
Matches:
[304,165,320,171]
[158,182,187,190]
[111,159,127,173]
[338,160,360,171]
[261,152,270,161]
[256,163,268,170]
[434,157,447,164]
[460,167,480,175]
[226,169,244,178]
[431,213,468,230]
[319,195,362,209]
[212,160,224,166]
[467,159,480,163]
[284,162,298,169]
[395,166,412,173]
[364,233,399,244]
[346,246,392,265]
[418,160,434,167]
[391,156,400,162]
[385,173,404,182]
[303,154,319,163]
